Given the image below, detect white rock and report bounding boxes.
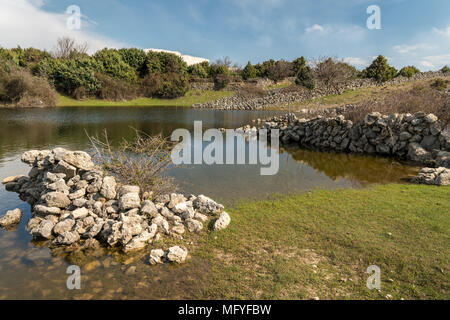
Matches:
[213,212,231,230]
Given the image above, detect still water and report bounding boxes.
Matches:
[0,107,419,299]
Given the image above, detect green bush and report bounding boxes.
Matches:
[242,61,257,80]
[295,66,315,89]
[117,48,147,75]
[441,65,450,73]
[209,64,231,77]
[431,78,448,91]
[95,73,138,101]
[36,57,101,97]
[93,48,137,82]
[397,66,420,78]
[188,62,209,78]
[213,74,231,90]
[362,55,397,82]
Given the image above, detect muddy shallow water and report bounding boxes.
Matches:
[0,107,420,299]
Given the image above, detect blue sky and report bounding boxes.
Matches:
[1,0,450,70]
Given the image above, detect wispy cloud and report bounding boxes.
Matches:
[0,0,126,53]
[432,25,450,37]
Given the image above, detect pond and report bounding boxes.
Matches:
[0,107,419,299]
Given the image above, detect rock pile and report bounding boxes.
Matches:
[1,148,231,264]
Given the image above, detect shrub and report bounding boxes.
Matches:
[266,60,294,82]
[295,65,315,89]
[242,61,257,80]
[254,60,276,78]
[431,78,449,91]
[441,65,450,73]
[213,74,231,90]
[314,57,358,91]
[0,70,57,106]
[36,57,101,97]
[188,63,209,78]
[362,55,397,82]
[397,66,420,78]
[209,64,231,77]
[95,73,138,101]
[93,48,137,82]
[117,48,147,75]
[292,57,307,75]
[140,72,189,98]
[89,129,177,198]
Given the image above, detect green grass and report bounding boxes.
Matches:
[57,90,234,107]
[195,184,450,300]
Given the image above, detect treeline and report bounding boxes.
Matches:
[1,37,449,107]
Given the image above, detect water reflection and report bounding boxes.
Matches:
[0,106,420,299]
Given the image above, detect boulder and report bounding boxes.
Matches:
[54,231,80,245]
[33,205,61,216]
[119,193,141,211]
[53,219,76,235]
[71,207,89,220]
[32,220,55,239]
[149,249,165,265]
[213,212,231,231]
[166,246,188,264]
[0,209,22,228]
[100,176,117,200]
[413,167,450,186]
[184,218,203,233]
[193,195,224,215]
[43,192,71,208]
[2,175,26,185]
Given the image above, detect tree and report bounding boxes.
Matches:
[242,61,257,80]
[292,57,307,75]
[295,66,315,89]
[314,57,358,91]
[440,65,450,73]
[266,60,294,82]
[188,62,209,78]
[53,37,88,59]
[117,48,147,75]
[362,55,397,82]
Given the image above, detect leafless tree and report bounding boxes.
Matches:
[53,37,89,59]
[213,56,241,71]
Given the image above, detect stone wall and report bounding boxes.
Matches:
[246,112,450,169]
[192,71,449,110]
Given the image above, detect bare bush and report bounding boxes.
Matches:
[53,37,89,59]
[89,129,177,199]
[342,84,450,125]
[313,57,358,92]
[0,70,57,107]
[236,84,266,98]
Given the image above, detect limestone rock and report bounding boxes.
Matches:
[166,246,188,264]
[43,192,71,208]
[213,211,231,230]
[0,209,22,228]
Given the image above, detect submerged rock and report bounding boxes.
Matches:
[0,209,23,228]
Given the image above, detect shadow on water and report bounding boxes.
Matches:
[0,107,420,299]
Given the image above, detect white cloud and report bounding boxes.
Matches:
[305,24,326,34]
[420,54,450,69]
[343,57,368,67]
[0,0,127,53]
[432,25,450,37]
[393,44,435,55]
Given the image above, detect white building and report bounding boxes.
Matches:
[144,48,209,66]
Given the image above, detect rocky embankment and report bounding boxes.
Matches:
[239,112,450,185]
[0,148,231,264]
[192,72,448,110]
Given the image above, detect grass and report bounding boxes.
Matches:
[57,90,234,107]
[269,75,450,112]
[194,184,450,300]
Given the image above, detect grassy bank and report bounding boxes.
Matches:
[57,90,234,107]
[196,184,449,300]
